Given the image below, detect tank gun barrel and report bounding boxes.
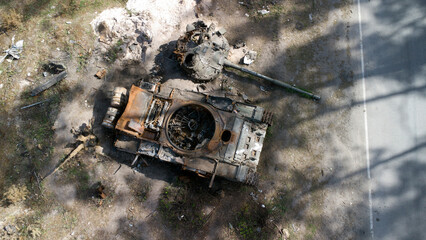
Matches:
[223,60,320,101]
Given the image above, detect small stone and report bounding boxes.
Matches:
[229,223,233,229]
[283,228,290,239]
[95,146,105,156]
[129,44,138,52]
[258,9,270,15]
[295,22,304,30]
[261,204,265,208]
[5,225,17,235]
[243,50,257,65]
[233,40,246,49]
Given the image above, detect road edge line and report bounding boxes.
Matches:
[356,0,374,239]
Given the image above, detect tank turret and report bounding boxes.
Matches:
[175,21,320,101]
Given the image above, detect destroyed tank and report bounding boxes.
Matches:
[175,21,320,101]
[102,83,273,186]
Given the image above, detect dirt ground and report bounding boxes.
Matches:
[0,0,365,239]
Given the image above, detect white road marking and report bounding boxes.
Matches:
[356,0,374,238]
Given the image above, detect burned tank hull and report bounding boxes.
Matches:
[103,82,272,186]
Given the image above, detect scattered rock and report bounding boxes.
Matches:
[233,40,246,49]
[283,228,290,239]
[295,22,304,30]
[258,9,270,15]
[242,93,249,102]
[95,146,106,156]
[4,225,17,235]
[90,8,152,62]
[243,50,257,65]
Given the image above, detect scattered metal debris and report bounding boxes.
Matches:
[30,71,67,96]
[97,183,107,199]
[0,36,24,65]
[113,164,122,175]
[95,69,107,79]
[20,99,51,110]
[31,62,67,96]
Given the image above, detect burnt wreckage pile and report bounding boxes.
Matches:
[102,20,317,186]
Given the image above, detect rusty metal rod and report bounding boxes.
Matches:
[223,60,320,101]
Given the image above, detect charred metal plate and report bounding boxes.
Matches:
[115,85,153,138]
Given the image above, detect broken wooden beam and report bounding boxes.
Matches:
[43,142,84,179]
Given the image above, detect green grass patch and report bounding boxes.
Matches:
[105,39,124,63]
[158,179,215,236]
[233,203,269,240]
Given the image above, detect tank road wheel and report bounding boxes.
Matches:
[111,87,128,109]
[102,107,119,129]
[262,110,274,126]
[245,171,259,186]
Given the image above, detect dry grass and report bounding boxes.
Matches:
[0,9,23,31]
[2,184,29,205]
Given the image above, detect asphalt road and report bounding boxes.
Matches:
[358,0,426,239]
